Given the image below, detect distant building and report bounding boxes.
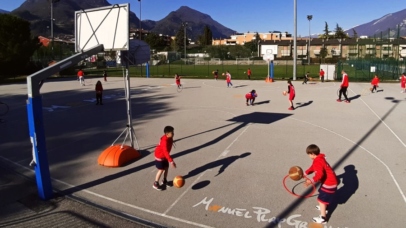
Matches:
[212,31,295,45]
[259,37,406,60]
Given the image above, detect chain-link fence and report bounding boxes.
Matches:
[337,58,406,82]
[130,59,321,80]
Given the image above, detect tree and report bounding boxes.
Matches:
[175,24,189,53]
[320,47,328,63]
[352,29,358,39]
[0,14,40,77]
[334,23,348,39]
[319,22,331,39]
[198,25,212,46]
[144,32,168,51]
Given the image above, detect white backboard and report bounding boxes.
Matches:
[260,45,278,57]
[75,4,129,52]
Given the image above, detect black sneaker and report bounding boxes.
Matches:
[163,179,172,187]
[153,181,162,191]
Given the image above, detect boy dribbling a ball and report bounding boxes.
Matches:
[303,144,338,224]
[153,126,177,191]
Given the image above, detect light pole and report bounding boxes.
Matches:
[138,0,141,40]
[307,15,312,65]
[50,0,60,59]
[182,22,188,61]
[293,0,297,80]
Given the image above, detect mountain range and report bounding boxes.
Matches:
[6,0,235,40]
[346,8,406,38]
[2,0,406,39]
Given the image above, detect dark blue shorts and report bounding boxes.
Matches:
[155,159,169,170]
[317,186,337,205]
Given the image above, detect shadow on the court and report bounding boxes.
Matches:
[227,112,292,124]
[182,86,202,89]
[328,165,359,217]
[183,152,251,180]
[295,100,313,109]
[349,94,361,101]
[234,85,247,88]
[192,180,211,190]
[253,100,270,105]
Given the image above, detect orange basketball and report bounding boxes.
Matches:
[173,175,185,188]
[288,166,303,181]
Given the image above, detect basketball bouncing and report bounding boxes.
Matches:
[288,166,303,181]
[173,175,185,188]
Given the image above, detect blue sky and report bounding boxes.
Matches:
[1,0,405,37]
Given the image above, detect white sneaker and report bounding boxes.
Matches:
[312,215,327,224]
[315,205,328,214]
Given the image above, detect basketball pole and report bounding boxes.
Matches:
[27,45,104,200]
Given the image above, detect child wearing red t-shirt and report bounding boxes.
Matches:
[245,89,257,106]
[337,70,350,103]
[153,126,177,191]
[287,80,295,110]
[226,71,233,88]
[304,144,338,224]
[370,75,379,93]
[175,74,181,88]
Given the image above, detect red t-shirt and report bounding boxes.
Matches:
[247,69,251,75]
[320,70,325,77]
[77,70,84,77]
[226,74,231,82]
[154,135,173,162]
[371,78,379,86]
[305,153,338,188]
[341,74,349,87]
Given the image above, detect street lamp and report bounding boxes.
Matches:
[307,15,312,65]
[138,0,141,40]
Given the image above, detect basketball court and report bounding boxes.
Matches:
[1,3,406,228]
[1,77,406,228]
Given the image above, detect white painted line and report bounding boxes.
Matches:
[163,123,251,215]
[350,88,406,148]
[289,117,406,204]
[0,156,213,228]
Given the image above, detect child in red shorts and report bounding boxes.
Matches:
[304,144,338,224]
[245,90,257,106]
[175,73,181,88]
[287,80,295,110]
[153,126,177,191]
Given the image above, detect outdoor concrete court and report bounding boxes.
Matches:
[1,76,406,228]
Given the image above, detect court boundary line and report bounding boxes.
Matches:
[0,156,214,228]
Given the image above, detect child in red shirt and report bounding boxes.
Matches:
[245,89,257,106]
[304,144,338,224]
[370,75,379,93]
[226,71,233,88]
[175,74,181,88]
[153,126,177,190]
[337,70,350,103]
[287,80,295,110]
